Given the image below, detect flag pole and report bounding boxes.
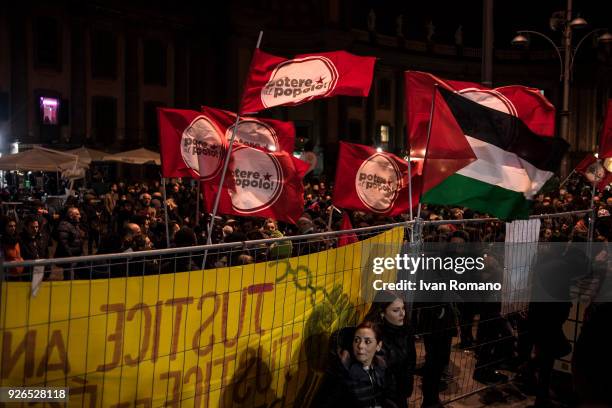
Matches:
[407,148,413,221]
[416,84,438,221]
[195,180,200,228]
[201,30,264,269]
[587,160,600,243]
[327,205,341,231]
[559,169,576,188]
[327,205,334,231]
[162,176,171,248]
[406,146,415,242]
[204,114,240,246]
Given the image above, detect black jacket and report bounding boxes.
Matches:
[313,354,400,408]
[54,220,83,258]
[19,231,49,260]
[380,320,416,405]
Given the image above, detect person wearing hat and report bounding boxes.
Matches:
[261,219,292,260]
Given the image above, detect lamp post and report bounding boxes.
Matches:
[511,0,612,176]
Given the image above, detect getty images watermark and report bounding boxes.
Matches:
[371,253,502,292]
[362,243,610,303]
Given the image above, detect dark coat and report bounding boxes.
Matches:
[54,220,84,258]
[528,246,591,359]
[313,354,400,408]
[19,231,49,260]
[380,320,416,405]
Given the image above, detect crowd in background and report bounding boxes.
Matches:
[1,174,611,407]
[1,173,610,270]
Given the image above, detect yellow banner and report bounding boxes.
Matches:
[0,227,403,407]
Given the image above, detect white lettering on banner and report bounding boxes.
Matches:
[228,119,280,152]
[181,116,225,180]
[229,146,283,214]
[261,56,338,107]
[355,154,402,213]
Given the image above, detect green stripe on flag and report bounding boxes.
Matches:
[422,173,531,220]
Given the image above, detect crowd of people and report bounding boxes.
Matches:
[1,173,610,265]
[1,174,611,407]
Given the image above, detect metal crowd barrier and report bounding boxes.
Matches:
[0,209,596,407]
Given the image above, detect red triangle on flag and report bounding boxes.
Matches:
[407,73,477,209]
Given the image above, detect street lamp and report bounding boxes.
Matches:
[511,27,611,80]
[511,0,611,176]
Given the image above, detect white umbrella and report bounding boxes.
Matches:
[65,146,107,164]
[102,148,161,165]
[0,148,87,172]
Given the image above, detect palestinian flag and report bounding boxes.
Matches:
[406,71,569,220]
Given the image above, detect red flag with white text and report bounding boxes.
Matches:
[201,106,296,153]
[202,144,309,224]
[240,49,375,114]
[157,108,226,179]
[332,142,411,216]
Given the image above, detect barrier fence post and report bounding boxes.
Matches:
[162,177,171,248]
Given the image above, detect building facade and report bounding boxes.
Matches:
[1,0,610,174]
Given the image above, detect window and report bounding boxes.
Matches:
[91,30,117,79]
[380,124,390,143]
[377,78,391,109]
[378,124,392,149]
[143,39,167,85]
[144,101,164,148]
[92,96,117,142]
[348,119,362,142]
[292,121,313,151]
[40,97,59,125]
[34,17,61,70]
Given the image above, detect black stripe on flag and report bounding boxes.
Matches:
[438,87,568,172]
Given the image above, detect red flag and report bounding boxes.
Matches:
[337,212,358,247]
[406,73,478,208]
[157,108,226,179]
[332,142,411,216]
[406,71,559,210]
[240,49,375,114]
[575,154,597,174]
[201,106,295,153]
[575,153,612,191]
[202,144,309,224]
[599,100,612,159]
[436,77,556,137]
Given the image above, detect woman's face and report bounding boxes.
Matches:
[353,328,381,367]
[383,298,405,326]
[6,221,17,235]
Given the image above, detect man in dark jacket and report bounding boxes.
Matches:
[20,216,49,261]
[19,216,50,281]
[54,207,84,279]
[55,207,84,258]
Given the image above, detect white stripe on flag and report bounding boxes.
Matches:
[457,136,552,199]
